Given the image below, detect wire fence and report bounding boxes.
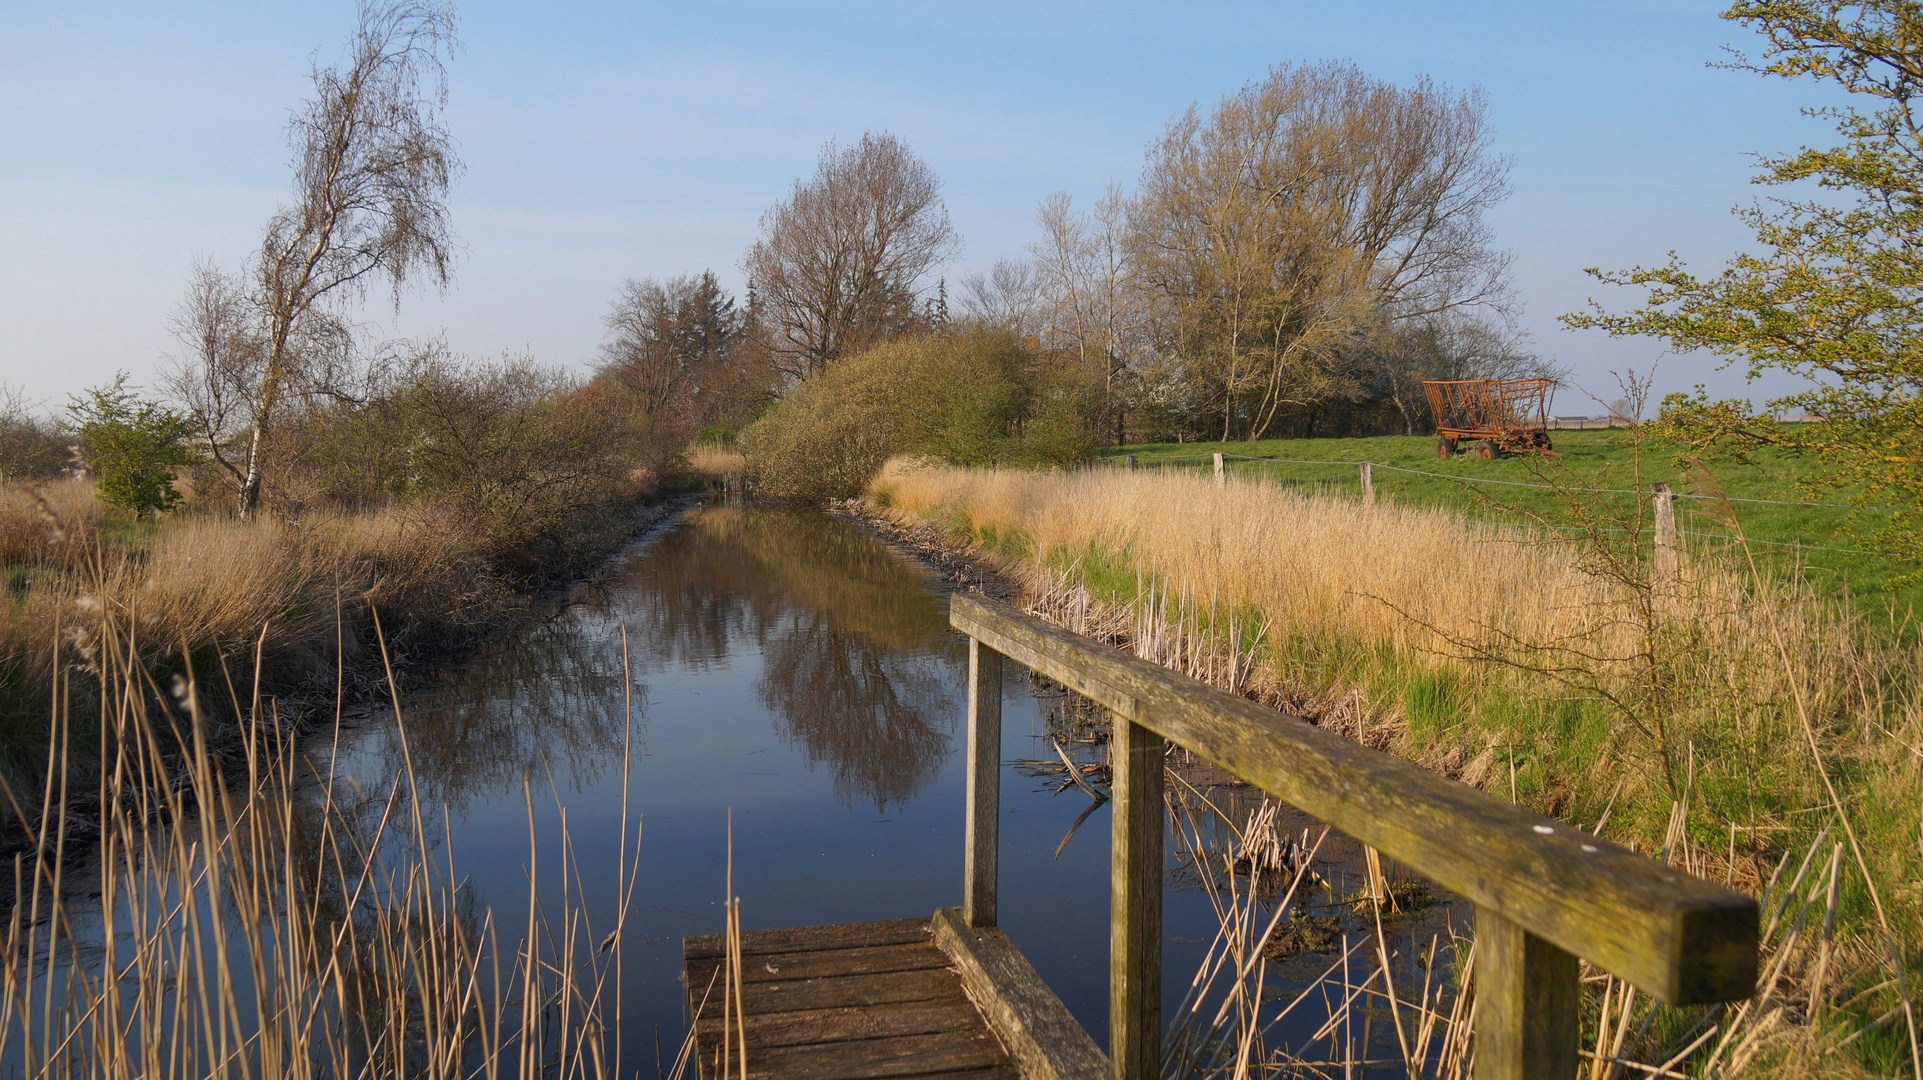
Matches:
[1104,452,1892,558]
[1130,452,1897,510]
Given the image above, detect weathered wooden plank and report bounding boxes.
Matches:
[735,1028,1011,1080]
[711,968,970,1016]
[685,917,931,961]
[965,639,1002,928]
[879,1069,1019,1080]
[1109,717,1163,1080]
[931,907,1106,1080]
[951,593,1757,1004]
[686,941,948,986]
[693,998,984,1049]
[1475,910,1578,1080]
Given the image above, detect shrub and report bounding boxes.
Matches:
[65,374,195,518]
[272,350,670,570]
[739,329,1100,501]
[0,387,68,482]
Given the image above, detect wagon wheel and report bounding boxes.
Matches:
[1477,439,1501,460]
[1436,436,1456,458]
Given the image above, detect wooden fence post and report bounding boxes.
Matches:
[1475,910,1578,1080]
[1652,483,1677,580]
[964,639,1002,928]
[1110,717,1164,1080]
[1359,462,1375,508]
[1125,454,1137,472]
[1212,453,1225,485]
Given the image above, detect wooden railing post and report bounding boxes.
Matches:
[1110,717,1164,1080]
[1475,910,1578,1080]
[1359,462,1375,508]
[1211,452,1225,485]
[964,638,1002,928]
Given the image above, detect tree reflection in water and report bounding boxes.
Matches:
[348,609,642,814]
[757,613,953,810]
[342,506,962,817]
[611,506,962,811]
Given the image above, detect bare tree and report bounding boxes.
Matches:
[1374,311,1564,434]
[597,271,745,421]
[740,132,960,381]
[171,1,460,520]
[1127,61,1514,440]
[957,258,1041,336]
[1030,186,1149,441]
[166,261,264,489]
[0,385,67,481]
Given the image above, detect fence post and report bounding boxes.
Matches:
[1652,482,1677,580]
[1110,717,1164,1080]
[1359,462,1375,508]
[1212,453,1225,486]
[1125,454,1137,472]
[1475,910,1578,1080]
[964,638,1002,928]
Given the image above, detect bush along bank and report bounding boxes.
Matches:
[738,328,1105,504]
[864,458,1923,1075]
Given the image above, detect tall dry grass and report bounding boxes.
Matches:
[0,481,515,799]
[686,446,745,478]
[872,460,1813,678]
[869,461,1866,800]
[869,460,1923,1075]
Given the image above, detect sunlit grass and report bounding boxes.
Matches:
[1107,429,1921,609]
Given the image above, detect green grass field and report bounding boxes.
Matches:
[1104,428,1921,613]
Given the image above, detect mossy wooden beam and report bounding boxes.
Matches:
[932,907,1106,1080]
[950,592,1756,1006]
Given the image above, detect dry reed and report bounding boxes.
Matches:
[0,596,673,1079]
[872,460,1802,683]
[686,447,746,479]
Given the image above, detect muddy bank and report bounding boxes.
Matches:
[827,497,1019,603]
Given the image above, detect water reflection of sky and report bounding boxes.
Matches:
[318,506,1467,1066]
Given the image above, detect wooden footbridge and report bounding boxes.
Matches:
[685,595,1759,1080]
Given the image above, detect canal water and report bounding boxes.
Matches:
[312,504,1469,1066]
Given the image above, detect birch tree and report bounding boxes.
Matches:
[1030,187,1147,441]
[171,1,460,519]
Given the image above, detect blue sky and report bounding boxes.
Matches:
[0,1,1839,416]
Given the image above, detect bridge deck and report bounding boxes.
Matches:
[684,916,1018,1080]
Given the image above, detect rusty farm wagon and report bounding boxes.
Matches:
[1423,378,1558,459]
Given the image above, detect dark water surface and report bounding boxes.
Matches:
[316,505,1467,1065]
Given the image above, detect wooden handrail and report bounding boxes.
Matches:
[951,592,1757,1080]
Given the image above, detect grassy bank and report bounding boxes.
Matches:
[870,459,1921,1073]
[1106,429,1920,610]
[0,474,676,808]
